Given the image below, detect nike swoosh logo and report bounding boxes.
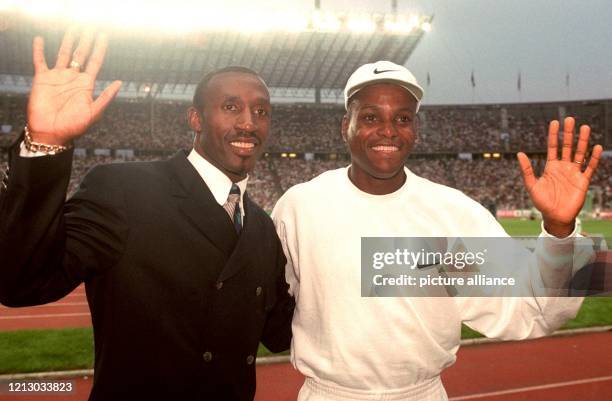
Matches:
[373,68,398,74]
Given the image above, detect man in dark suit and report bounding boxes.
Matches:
[0,29,294,401]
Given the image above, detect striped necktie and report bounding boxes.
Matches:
[223,184,242,233]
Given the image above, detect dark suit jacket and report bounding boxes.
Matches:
[0,143,294,401]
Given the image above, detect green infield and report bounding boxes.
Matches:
[2,296,611,373]
[461,297,612,339]
[0,328,93,374]
[499,218,612,237]
[0,218,610,373]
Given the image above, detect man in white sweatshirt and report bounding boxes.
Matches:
[272,61,603,400]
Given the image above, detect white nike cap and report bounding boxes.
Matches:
[344,60,424,112]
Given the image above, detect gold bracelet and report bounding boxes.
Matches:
[24,125,73,155]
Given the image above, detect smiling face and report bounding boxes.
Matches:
[188,71,271,182]
[342,83,418,194]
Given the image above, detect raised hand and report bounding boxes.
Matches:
[517,117,603,237]
[27,28,122,146]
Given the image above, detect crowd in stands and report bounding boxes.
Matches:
[0,95,25,148]
[268,104,344,153]
[1,95,605,154]
[73,101,194,150]
[1,94,610,212]
[2,150,609,212]
[273,157,559,210]
[416,106,604,153]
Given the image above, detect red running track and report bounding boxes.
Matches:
[1,332,611,400]
[0,286,91,331]
[254,333,612,401]
[2,288,612,400]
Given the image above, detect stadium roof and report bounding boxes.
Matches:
[0,11,430,100]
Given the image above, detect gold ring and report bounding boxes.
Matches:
[69,60,82,70]
[574,160,584,164]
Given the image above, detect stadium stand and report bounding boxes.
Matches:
[1,95,606,153]
[1,94,610,212]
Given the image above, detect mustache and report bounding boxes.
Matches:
[229,131,261,144]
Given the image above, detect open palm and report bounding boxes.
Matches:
[518,117,603,235]
[27,29,121,146]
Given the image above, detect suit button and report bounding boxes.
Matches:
[203,351,213,362]
[246,355,255,365]
[255,286,262,296]
[215,281,223,290]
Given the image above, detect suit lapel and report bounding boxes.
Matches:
[166,151,237,256]
[218,193,260,282]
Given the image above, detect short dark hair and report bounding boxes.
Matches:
[192,66,263,111]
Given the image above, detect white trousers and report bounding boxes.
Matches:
[297,376,449,401]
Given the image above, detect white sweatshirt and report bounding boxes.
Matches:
[272,166,584,394]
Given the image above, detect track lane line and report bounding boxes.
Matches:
[30,302,88,307]
[449,375,612,400]
[0,313,90,320]
[0,302,89,308]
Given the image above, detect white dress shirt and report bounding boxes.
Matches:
[187,149,248,217]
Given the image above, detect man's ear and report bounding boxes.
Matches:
[187,107,202,132]
[341,114,349,143]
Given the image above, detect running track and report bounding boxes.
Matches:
[0,285,90,331]
[1,287,611,400]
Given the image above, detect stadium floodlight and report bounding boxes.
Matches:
[2,0,430,35]
[346,15,376,33]
[408,15,419,30]
[70,3,98,24]
[312,10,342,32]
[18,0,62,18]
[278,12,310,32]
[384,15,414,33]
[382,14,433,34]
[0,0,18,12]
